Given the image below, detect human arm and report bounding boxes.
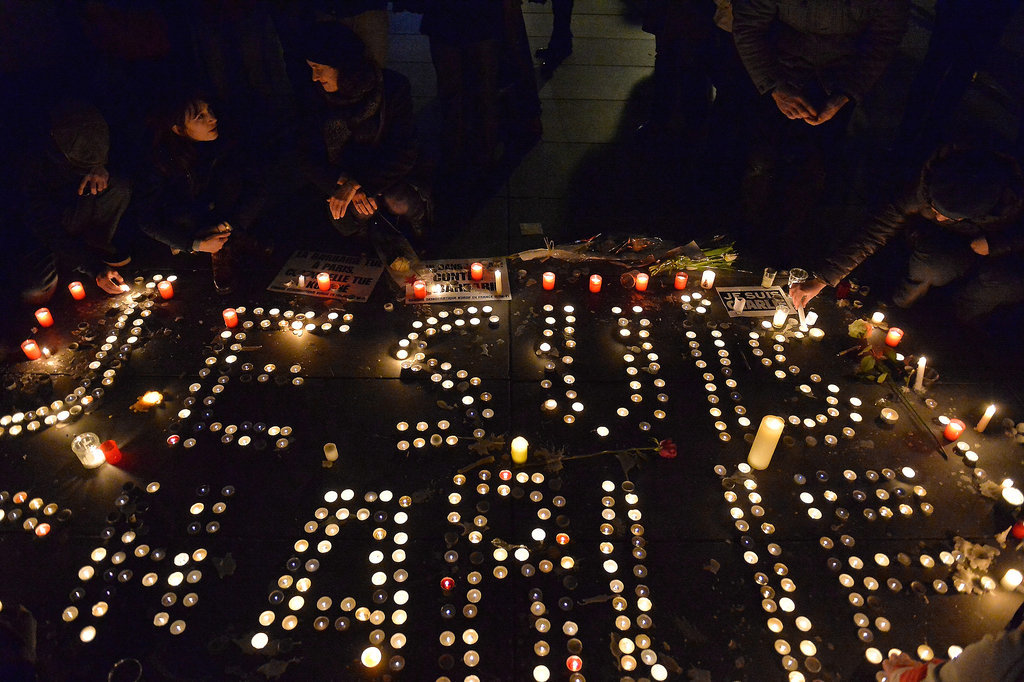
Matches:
[832,0,910,105]
[356,71,420,196]
[95,268,127,294]
[789,278,826,309]
[78,165,110,195]
[732,0,784,96]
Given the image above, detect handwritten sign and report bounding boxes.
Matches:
[405,257,511,303]
[716,286,794,317]
[267,251,384,302]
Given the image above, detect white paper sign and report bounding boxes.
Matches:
[716,286,794,317]
[267,251,384,302]
[405,257,511,303]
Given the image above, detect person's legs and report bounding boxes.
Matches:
[894,228,978,307]
[953,256,1024,322]
[465,38,502,169]
[67,175,132,264]
[549,0,574,53]
[429,40,467,178]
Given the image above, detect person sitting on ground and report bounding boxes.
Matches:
[301,22,429,240]
[16,100,131,302]
[135,91,266,293]
[790,146,1024,323]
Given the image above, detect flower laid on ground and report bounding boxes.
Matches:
[843,318,915,384]
[659,439,677,459]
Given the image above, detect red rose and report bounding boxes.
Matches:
[659,439,677,459]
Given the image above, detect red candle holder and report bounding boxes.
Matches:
[885,327,904,347]
[635,273,649,292]
[567,656,583,672]
[317,272,331,291]
[222,308,238,328]
[943,419,965,441]
[589,274,602,293]
[469,262,484,281]
[21,339,42,360]
[68,281,86,300]
[35,308,54,327]
[674,272,688,290]
[542,272,556,290]
[412,280,427,299]
[440,576,455,591]
[99,439,122,465]
[157,281,174,299]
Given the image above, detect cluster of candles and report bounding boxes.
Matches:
[535,304,587,425]
[610,305,672,433]
[393,306,499,451]
[0,490,72,539]
[249,487,410,675]
[4,279,167,441]
[410,262,505,300]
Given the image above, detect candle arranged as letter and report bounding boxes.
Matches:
[511,436,529,465]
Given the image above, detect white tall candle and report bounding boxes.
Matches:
[748,416,785,470]
[804,311,818,326]
[797,306,806,328]
[494,270,504,296]
[914,357,927,392]
[976,404,996,433]
[732,298,746,313]
[700,270,715,289]
[510,436,528,464]
[1002,568,1023,590]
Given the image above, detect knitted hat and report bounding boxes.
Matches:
[925,147,1015,221]
[304,21,368,69]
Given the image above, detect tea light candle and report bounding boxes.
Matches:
[880,408,899,425]
[1002,487,1024,507]
[748,416,785,470]
[976,404,996,433]
[871,311,885,324]
[674,272,688,289]
[700,270,716,289]
[809,328,824,341]
[511,436,529,465]
[317,272,330,291]
[542,272,555,290]
[635,273,649,292]
[1001,568,1023,590]
[470,262,484,281]
[157,281,174,299]
[324,442,339,462]
[223,308,238,328]
[34,308,54,327]
[21,340,42,360]
[68,281,86,299]
[915,357,927,391]
[589,275,602,293]
[943,419,965,441]
[885,327,904,347]
[804,311,818,326]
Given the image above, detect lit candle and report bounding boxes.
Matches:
[674,272,688,290]
[589,275,602,293]
[747,415,785,470]
[511,436,529,465]
[100,440,123,465]
[885,327,904,347]
[809,328,825,341]
[35,308,54,327]
[72,433,105,468]
[772,306,788,329]
[413,280,427,299]
[470,262,484,281]
[157,281,174,299]
[976,404,996,433]
[943,419,965,441]
[323,442,339,462]
[542,272,555,290]
[21,339,42,360]
[494,270,504,296]
[635,273,649,292]
[1002,487,1024,507]
[915,357,927,391]
[140,391,163,407]
[870,311,885,324]
[796,306,806,328]
[317,272,331,291]
[68,281,86,300]
[700,270,716,289]
[804,311,818,326]
[880,408,899,425]
[732,298,746,313]
[1002,568,1023,590]
[222,308,238,328]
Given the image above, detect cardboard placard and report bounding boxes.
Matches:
[716,286,794,317]
[267,251,384,302]
[405,257,511,303]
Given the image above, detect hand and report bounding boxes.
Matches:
[351,191,378,217]
[807,94,850,126]
[78,165,110,195]
[328,181,360,220]
[882,651,920,675]
[95,268,126,294]
[971,236,990,255]
[771,84,818,121]
[195,230,231,253]
[789,278,826,309]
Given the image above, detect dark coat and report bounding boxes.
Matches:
[816,150,1024,286]
[136,138,264,253]
[302,68,422,197]
[732,0,909,104]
